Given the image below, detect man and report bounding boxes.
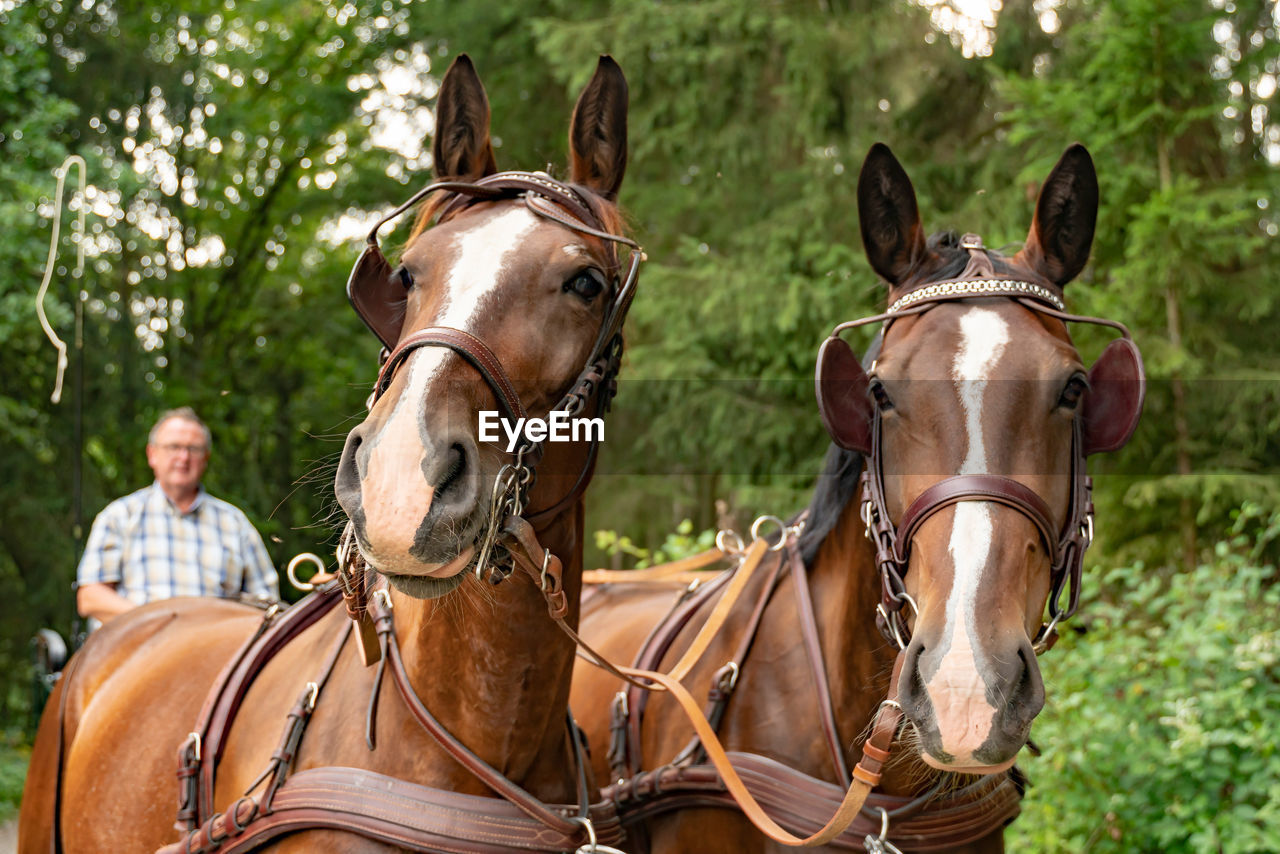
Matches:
[75,407,279,624]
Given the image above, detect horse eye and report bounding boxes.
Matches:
[564,270,604,301]
[868,378,894,411]
[394,266,414,290]
[1058,374,1089,410]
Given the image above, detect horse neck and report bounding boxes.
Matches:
[805,479,933,795]
[392,489,585,798]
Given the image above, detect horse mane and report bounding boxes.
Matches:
[798,231,1023,564]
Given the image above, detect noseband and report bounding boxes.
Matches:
[350,171,644,583]
[817,235,1145,653]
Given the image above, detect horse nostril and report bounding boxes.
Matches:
[436,443,466,496]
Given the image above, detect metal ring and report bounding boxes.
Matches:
[864,806,905,854]
[286,553,328,592]
[571,816,627,854]
[750,514,788,551]
[1033,615,1060,655]
[304,681,319,711]
[374,589,393,611]
[876,604,907,651]
[715,529,744,555]
[539,548,553,591]
[186,731,202,762]
[717,661,740,692]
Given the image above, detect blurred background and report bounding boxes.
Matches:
[1,0,1277,849]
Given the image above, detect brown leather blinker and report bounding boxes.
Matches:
[815,335,873,454]
[346,240,403,350]
[1081,336,1145,455]
[815,326,1146,457]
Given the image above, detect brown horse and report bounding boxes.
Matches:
[570,143,1142,852]
[21,54,636,853]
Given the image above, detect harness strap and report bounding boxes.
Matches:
[583,546,727,584]
[614,568,734,781]
[553,539,770,695]
[371,593,584,837]
[669,549,788,768]
[184,586,344,827]
[896,475,1057,564]
[584,655,906,847]
[157,767,624,854]
[605,753,1023,852]
[375,327,526,424]
[788,546,851,784]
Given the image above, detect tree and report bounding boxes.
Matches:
[993,0,1280,571]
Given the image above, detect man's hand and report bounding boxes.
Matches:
[76,583,137,623]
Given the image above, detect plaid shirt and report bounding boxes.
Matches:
[76,482,279,604]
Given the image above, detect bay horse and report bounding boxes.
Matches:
[570,143,1144,852]
[21,54,639,853]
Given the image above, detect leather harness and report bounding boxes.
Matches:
[817,235,1144,652]
[162,585,626,854]
[153,173,644,853]
[575,243,1143,850]
[592,538,1024,852]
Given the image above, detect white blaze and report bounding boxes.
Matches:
[361,207,539,567]
[928,308,1010,754]
[385,207,540,440]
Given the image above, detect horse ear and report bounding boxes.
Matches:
[569,56,628,200]
[432,54,498,181]
[857,143,927,286]
[1019,144,1098,286]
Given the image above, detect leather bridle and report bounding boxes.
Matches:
[348,171,643,584]
[817,234,1145,653]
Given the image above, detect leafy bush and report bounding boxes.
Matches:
[0,736,28,823]
[594,519,717,569]
[1012,508,1280,852]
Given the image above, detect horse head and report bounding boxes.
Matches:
[336,54,633,600]
[817,143,1142,774]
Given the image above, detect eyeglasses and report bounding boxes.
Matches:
[155,443,208,456]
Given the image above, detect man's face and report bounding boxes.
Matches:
[146,418,209,496]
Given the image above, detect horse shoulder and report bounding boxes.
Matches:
[59,599,267,851]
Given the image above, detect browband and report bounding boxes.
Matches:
[884,233,1066,314]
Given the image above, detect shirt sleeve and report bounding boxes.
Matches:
[76,503,126,587]
[238,517,280,600]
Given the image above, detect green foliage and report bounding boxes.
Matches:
[994,0,1280,568]
[1013,511,1280,852]
[0,736,29,823]
[0,14,1276,848]
[594,519,716,569]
